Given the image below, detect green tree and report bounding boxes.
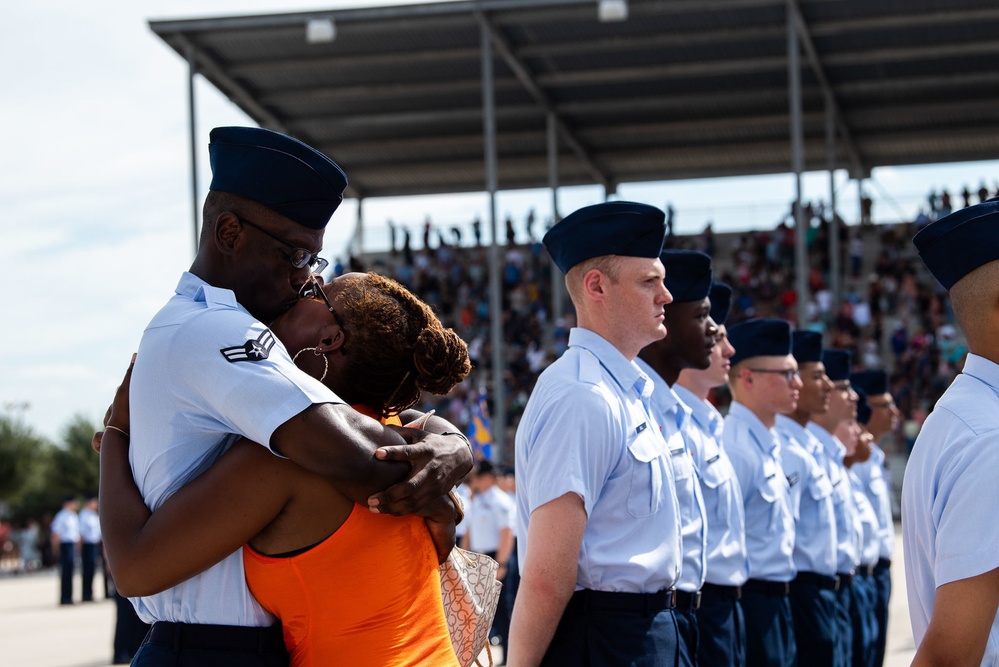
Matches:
[0,415,48,506]
[7,415,101,521]
[45,415,101,499]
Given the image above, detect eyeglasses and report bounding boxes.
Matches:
[238,216,329,274]
[869,400,896,410]
[747,368,801,383]
[299,275,347,331]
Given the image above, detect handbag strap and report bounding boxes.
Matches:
[448,489,466,525]
[474,641,493,667]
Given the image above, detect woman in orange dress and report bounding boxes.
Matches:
[99,272,470,666]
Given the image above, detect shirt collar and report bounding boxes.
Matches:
[775,414,821,453]
[728,401,780,456]
[673,384,720,433]
[807,421,847,459]
[568,328,653,401]
[961,353,999,393]
[177,272,241,310]
[635,358,693,431]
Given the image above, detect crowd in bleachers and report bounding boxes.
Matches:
[340,185,994,465]
[351,214,561,452]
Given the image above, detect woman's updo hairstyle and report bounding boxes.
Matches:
[337,273,471,419]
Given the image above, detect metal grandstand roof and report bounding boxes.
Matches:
[150,0,999,199]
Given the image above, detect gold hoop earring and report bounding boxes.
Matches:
[293,347,329,383]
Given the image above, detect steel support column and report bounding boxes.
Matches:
[354,197,364,261]
[186,43,199,255]
[547,112,564,342]
[788,1,808,328]
[481,21,506,461]
[826,103,841,314]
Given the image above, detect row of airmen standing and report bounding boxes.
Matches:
[508,201,897,667]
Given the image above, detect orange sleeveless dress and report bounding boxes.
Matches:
[242,409,459,667]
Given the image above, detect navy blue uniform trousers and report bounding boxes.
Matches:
[131,623,288,667]
[851,575,878,667]
[696,586,745,667]
[81,542,98,601]
[542,591,680,667]
[674,606,698,667]
[58,542,75,604]
[789,576,842,667]
[835,578,855,666]
[872,560,892,667]
[741,587,796,667]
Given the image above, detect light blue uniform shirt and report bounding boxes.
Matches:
[636,359,708,592]
[775,415,838,577]
[675,385,749,587]
[129,273,336,626]
[516,328,682,593]
[51,508,80,543]
[849,470,880,568]
[724,402,796,582]
[903,353,999,661]
[809,422,860,573]
[852,444,894,561]
[79,507,102,544]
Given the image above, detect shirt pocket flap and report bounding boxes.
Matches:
[701,453,732,489]
[760,457,785,502]
[808,471,834,501]
[628,425,665,462]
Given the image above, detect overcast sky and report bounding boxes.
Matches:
[1,0,995,442]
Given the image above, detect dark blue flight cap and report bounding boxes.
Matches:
[822,349,852,381]
[855,387,872,426]
[208,126,348,230]
[851,369,889,396]
[791,330,823,363]
[543,201,666,274]
[728,318,792,365]
[661,250,713,302]
[913,197,999,289]
[709,282,733,325]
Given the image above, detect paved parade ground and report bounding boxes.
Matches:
[2,529,916,667]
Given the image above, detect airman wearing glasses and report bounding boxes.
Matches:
[774,331,840,667]
[100,126,473,667]
[722,318,800,667]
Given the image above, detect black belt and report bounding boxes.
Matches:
[837,572,855,587]
[742,578,790,597]
[701,582,742,600]
[674,590,702,611]
[875,558,892,571]
[148,622,285,653]
[794,571,840,591]
[859,564,876,577]
[568,588,676,615]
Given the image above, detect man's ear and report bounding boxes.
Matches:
[214,212,242,256]
[581,268,607,301]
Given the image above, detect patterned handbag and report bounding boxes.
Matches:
[440,546,502,667]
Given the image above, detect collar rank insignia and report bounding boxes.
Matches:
[786,472,800,487]
[220,329,275,363]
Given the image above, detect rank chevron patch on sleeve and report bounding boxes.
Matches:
[220,329,276,363]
